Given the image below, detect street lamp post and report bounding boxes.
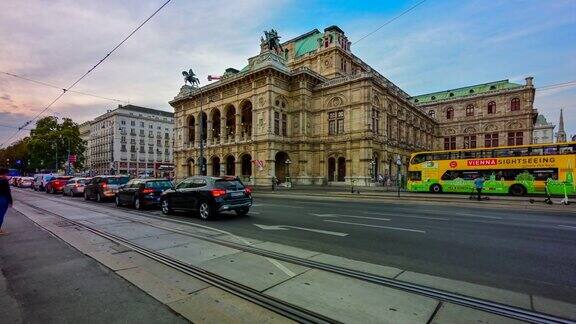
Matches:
[396,155,402,198]
[198,88,205,176]
[285,158,292,188]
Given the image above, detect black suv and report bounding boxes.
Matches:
[115,178,173,209]
[84,175,130,202]
[160,176,252,220]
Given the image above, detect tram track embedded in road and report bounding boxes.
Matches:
[15,189,575,324]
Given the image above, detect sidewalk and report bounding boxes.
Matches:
[0,208,188,324]
[252,185,576,210]
[9,190,576,323]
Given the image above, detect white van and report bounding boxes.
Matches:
[33,173,54,191]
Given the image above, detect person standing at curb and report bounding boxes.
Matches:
[0,168,13,235]
[474,174,485,201]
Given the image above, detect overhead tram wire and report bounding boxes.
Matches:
[0,0,173,148]
[353,0,428,45]
[0,71,130,104]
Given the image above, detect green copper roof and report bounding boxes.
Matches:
[409,79,523,105]
[293,30,321,58]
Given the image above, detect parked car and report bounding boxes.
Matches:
[62,177,91,197]
[9,176,19,186]
[84,175,130,202]
[18,177,34,188]
[33,173,54,191]
[45,176,73,194]
[115,178,173,209]
[160,176,252,220]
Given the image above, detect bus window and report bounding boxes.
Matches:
[408,171,421,181]
[529,147,543,156]
[411,154,427,164]
[493,149,512,158]
[462,151,478,159]
[448,152,460,160]
[461,171,479,180]
[559,145,575,154]
[532,169,558,181]
[480,150,494,158]
[441,171,459,180]
[543,146,558,155]
[511,148,529,157]
[432,152,449,160]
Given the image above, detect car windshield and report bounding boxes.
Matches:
[78,179,88,184]
[145,180,172,189]
[107,177,129,185]
[214,180,244,190]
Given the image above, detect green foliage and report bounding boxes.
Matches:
[28,116,86,171]
[0,137,30,172]
[515,171,535,182]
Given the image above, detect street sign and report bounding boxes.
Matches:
[68,154,77,163]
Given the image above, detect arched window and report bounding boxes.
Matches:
[487,101,496,114]
[446,107,454,120]
[428,110,435,118]
[465,104,474,117]
[510,98,520,111]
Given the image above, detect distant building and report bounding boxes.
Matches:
[556,108,567,143]
[410,78,538,150]
[532,114,555,144]
[572,134,576,142]
[88,105,174,175]
[78,121,91,169]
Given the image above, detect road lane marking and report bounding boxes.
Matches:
[310,213,391,221]
[558,225,576,230]
[252,203,304,209]
[254,224,349,236]
[362,211,448,221]
[248,211,261,215]
[323,220,426,234]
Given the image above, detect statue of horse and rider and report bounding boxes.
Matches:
[261,29,283,54]
[182,69,200,87]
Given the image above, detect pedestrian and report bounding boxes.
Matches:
[377,173,384,186]
[0,168,13,235]
[271,176,276,191]
[474,174,485,201]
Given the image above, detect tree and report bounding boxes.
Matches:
[28,116,86,172]
[0,137,30,173]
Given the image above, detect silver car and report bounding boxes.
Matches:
[63,177,91,197]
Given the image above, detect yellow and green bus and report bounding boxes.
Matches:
[407,142,576,196]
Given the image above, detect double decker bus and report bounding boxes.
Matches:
[407,142,576,196]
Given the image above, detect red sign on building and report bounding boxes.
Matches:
[467,159,497,166]
[449,161,458,168]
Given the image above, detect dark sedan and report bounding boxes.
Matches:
[115,178,173,209]
[160,176,252,220]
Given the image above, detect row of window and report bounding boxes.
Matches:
[328,110,345,135]
[443,132,524,150]
[274,112,288,136]
[441,168,557,181]
[120,144,170,154]
[429,98,521,120]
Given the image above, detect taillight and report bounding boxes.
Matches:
[211,189,226,197]
[101,182,107,189]
[142,188,154,194]
[244,187,252,194]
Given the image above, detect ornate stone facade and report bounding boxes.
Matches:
[170,26,437,186]
[410,78,537,150]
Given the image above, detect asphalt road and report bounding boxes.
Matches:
[16,188,576,304]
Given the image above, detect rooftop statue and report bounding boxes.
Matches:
[261,29,283,54]
[182,69,200,87]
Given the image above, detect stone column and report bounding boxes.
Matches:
[194,121,200,148]
[220,117,226,143]
[206,120,213,146]
[235,113,241,142]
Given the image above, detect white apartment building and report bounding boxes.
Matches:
[89,105,174,175]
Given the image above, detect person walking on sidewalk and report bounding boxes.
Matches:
[474,174,485,201]
[0,168,13,235]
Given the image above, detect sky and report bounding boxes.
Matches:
[1,0,575,146]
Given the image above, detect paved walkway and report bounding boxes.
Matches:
[0,208,188,324]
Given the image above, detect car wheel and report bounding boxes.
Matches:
[84,192,90,200]
[115,196,122,207]
[161,199,173,215]
[134,197,142,210]
[96,193,102,203]
[235,208,249,216]
[198,201,212,220]
[430,184,442,193]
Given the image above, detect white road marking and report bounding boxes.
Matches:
[253,223,348,236]
[362,211,448,221]
[248,211,261,215]
[253,203,304,209]
[323,219,426,234]
[557,225,576,230]
[458,213,503,220]
[310,213,391,221]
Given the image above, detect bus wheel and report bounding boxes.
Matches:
[430,184,442,193]
[509,184,527,196]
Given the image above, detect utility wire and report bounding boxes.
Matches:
[1,0,172,148]
[353,0,428,45]
[537,80,576,91]
[0,71,130,103]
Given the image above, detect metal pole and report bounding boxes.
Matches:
[67,137,71,175]
[198,87,205,175]
[54,142,58,172]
